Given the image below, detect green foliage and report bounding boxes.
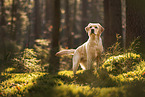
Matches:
[34,39,50,66]
[112,61,145,85]
[127,37,140,53]
[102,34,140,64]
[106,34,122,56]
[0,67,145,97]
[13,48,44,72]
[1,34,144,97]
[0,71,45,97]
[102,53,141,75]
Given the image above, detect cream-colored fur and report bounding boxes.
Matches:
[56,23,104,74]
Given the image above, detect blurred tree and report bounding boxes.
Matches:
[0,0,20,62]
[49,0,61,74]
[89,0,102,23]
[0,0,6,38]
[11,0,18,40]
[45,0,51,24]
[0,0,6,26]
[45,0,53,38]
[81,0,88,43]
[103,0,122,50]
[0,0,6,61]
[24,0,33,48]
[65,0,72,48]
[71,0,77,45]
[34,0,42,39]
[126,0,145,57]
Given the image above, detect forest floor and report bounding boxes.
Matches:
[0,65,145,97]
[0,52,145,97]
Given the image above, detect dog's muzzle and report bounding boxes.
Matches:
[91,29,94,34]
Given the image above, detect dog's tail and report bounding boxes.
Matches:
[55,49,75,56]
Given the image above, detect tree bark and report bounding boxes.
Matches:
[126,0,145,57]
[0,0,6,26]
[81,0,88,43]
[34,0,42,39]
[65,0,72,48]
[11,0,18,40]
[103,0,122,50]
[49,0,61,74]
[45,0,53,38]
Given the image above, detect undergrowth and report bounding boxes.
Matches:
[0,67,144,97]
[102,53,141,75]
[13,48,44,72]
[0,36,145,97]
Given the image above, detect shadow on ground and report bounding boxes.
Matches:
[24,70,145,97]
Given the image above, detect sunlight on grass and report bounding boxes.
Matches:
[53,84,100,97]
[58,70,84,78]
[0,59,145,97]
[4,67,16,73]
[0,70,46,96]
[102,53,141,75]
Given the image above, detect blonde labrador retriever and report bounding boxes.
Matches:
[56,23,104,74]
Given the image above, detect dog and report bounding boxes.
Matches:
[56,23,104,74]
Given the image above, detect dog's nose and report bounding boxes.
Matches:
[91,29,94,34]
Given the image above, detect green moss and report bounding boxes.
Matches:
[102,53,141,75]
[111,61,145,84]
[0,62,145,97]
[0,72,46,96]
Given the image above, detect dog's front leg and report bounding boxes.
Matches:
[87,55,93,70]
[96,52,101,69]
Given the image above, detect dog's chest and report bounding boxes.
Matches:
[87,40,102,57]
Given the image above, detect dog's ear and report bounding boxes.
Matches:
[98,24,104,33]
[85,26,89,33]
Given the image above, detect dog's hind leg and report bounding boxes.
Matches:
[80,61,87,70]
[96,56,100,69]
[73,53,80,74]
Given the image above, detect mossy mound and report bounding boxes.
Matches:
[102,53,141,75]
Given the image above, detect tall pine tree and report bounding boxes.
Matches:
[104,0,122,49]
[49,0,61,74]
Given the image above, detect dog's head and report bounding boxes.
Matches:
[85,23,104,37]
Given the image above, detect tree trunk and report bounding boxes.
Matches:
[0,0,7,61]
[90,0,102,23]
[0,0,6,26]
[45,0,53,38]
[65,0,72,48]
[81,0,88,43]
[69,0,77,48]
[34,0,42,39]
[11,0,18,40]
[103,0,122,50]
[126,0,145,57]
[49,0,61,74]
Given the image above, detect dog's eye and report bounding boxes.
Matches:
[90,26,92,28]
[95,26,98,29]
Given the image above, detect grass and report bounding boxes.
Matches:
[0,70,46,96]
[0,69,121,97]
[0,64,145,97]
[0,48,145,97]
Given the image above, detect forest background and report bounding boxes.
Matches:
[0,0,145,97]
